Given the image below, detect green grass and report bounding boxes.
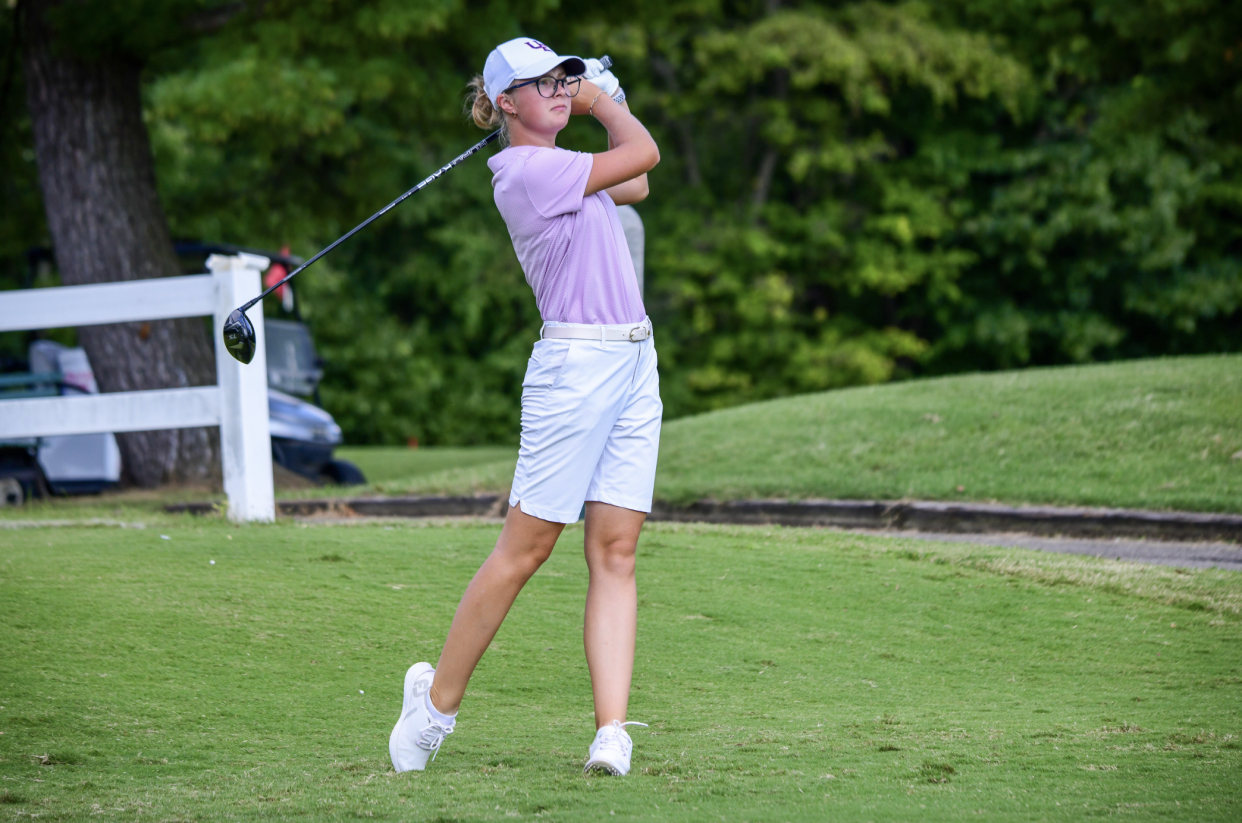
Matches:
[2,518,1240,820]
[334,446,516,485]
[356,354,1242,513]
[654,354,1242,512]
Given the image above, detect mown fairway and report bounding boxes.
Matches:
[1,519,1239,821]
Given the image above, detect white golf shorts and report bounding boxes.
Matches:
[509,321,662,524]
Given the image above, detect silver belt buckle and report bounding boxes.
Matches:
[628,323,648,342]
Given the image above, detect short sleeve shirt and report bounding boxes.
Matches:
[487,145,647,325]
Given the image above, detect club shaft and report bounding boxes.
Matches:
[239,130,501,313]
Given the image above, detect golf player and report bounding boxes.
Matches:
[390,39,661,775]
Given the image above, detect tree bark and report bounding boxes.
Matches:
[22,0,220,488]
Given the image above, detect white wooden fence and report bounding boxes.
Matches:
[0,254,275,522]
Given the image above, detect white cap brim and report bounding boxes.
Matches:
[513,54,586,83]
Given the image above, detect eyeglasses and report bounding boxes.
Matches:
[506,75,582,98]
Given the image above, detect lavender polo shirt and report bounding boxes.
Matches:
[488,145,647,325]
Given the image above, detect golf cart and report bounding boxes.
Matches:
[0,341,124,504]
[0,245,365,500]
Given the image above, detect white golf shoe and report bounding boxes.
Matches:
[584,720,648,775]
[389,662,454,772]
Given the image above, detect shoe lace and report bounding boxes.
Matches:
[596,720,648,756]
[415,721,454,761]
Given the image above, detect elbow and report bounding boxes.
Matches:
[644,137,661,173]
[633,178,650,203]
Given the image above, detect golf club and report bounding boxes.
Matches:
[222,130,499,363]
[223,55,613,365]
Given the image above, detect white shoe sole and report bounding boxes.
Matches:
[584,758,626,776]
[389,662,434,771]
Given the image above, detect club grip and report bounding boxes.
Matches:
[600,55,612,70]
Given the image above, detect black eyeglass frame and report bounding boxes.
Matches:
[505,74,582,98]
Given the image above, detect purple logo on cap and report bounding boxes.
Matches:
[525,40,553,52]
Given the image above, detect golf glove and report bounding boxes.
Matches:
[582,60,625,103]
[581,57,610,80]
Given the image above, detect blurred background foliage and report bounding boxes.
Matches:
[2,0,1239,444]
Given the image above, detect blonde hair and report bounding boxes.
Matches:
[466,75,509,146]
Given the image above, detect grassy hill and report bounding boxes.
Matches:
[345,354,1241,513]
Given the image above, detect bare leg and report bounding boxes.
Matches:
[429,503,564,714]
[582,501,646,729]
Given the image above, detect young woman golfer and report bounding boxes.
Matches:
[389,38,661,776]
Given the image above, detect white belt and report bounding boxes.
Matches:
[540,318,652,343]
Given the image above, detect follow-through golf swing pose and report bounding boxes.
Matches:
[389,38,662,775]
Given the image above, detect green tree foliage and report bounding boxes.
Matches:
[631,2,1034,412]
[3,0,1238,443]
[930,0,1242,371]
[146,2,567,444]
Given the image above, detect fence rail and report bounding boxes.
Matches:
[0,254,275,522]
[0,274,216,332]
[0,386,221,438]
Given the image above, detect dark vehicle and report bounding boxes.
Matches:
[263,319,364,485]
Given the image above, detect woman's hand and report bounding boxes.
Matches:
[580,58,623,100]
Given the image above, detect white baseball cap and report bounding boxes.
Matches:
[483,38,586,107]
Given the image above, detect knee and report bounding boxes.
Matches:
[504,538,556,578]
[589,536,637,578]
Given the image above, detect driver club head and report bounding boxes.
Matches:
[222,308,257,364]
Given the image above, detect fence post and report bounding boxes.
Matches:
[210,253,275,523]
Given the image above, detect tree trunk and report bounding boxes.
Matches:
[21,0,220,488]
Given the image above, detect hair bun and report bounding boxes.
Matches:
[467,76,502,129]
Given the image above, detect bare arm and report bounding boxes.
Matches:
[602,101,650,205]
[573,82,659,201]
